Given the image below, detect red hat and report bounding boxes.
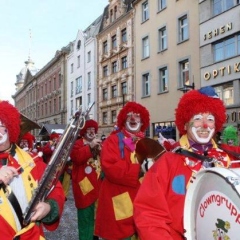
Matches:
[50,132,60,140]
[0,100,20,143]
[175,86,226,135]
[21,132,35,149]
[117,102,150,132]
[80,119,98,136]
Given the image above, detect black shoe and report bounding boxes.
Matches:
[93,236,99,240]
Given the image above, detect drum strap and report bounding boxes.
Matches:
[175,148,215,167]
[0,183,24,228]
[218,146,240,159]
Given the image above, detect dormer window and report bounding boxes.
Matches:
[77,40,81,50]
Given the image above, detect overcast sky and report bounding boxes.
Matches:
[0,0,108,104]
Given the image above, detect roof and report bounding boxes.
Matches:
[38,124,66,136]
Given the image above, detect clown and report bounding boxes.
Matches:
[134,87,234,240]
[95,102,150,240]
[42,132,60,164]
[220,125,240,167]
[70,119,102,240]
[0,100,65,239]
[19,132,35,152]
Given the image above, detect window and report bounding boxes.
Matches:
[111,85,117,98]
[142,36,150,58]
[159,26,167,51]
[53,99,56,112]
[77,55,80,68]
[70,100,73,116]
[213,0,234,16]
[53,77,56,90]
[103,65,108,77]
[111,110,117,123]
[110,9,113,22]
[87,93,91,105]
[114,6,117,20]
[58,73,62,86]
[142,73,150,97]
[87,72,91,90]
[76,97,82,110]
[70,81,73,97]
[179,60,189,88]
[112,61,117,73]
[103,41,108,54]
[142,1,149,22]
[178,15,188,42]
[103,88,108,100]
[121,82,127,95]
[121,28,127,43]
[87,51,91,62]
[214,35,237,62]
[214,83,234,106]
[77,40,81,50]
[103,112,108,124]
[59,96,61,111]
[238,35,240,54]
[159,67,168,92]
[71,63,74,73]
[121,56,128,69]
[76,76,82,94]
[112,35,117,49]
[158,0,166,11]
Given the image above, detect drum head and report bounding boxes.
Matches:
[184,168,240,240]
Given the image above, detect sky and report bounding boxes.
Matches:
[0,0,109,104]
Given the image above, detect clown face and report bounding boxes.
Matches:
[125,112,142,133]
[0,121,10,150]
[85,127,96,141]
[186,113,215,144]
[20,139,29,149]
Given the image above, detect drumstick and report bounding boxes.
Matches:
[17,152,42,174]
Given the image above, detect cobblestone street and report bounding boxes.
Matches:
[44,185,79,240]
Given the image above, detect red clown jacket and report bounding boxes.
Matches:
[70,138,102,209]
[0,145,65,240]
[95,132,141,240]
[133,135,231,240]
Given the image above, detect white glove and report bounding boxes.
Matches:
[141,158,154,173]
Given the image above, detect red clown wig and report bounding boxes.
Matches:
[80,119,98,136]
[21,132,35,149]
[175,86,226,136]
[50,132,60,140]
[0,100,21,143]
[117,102,150,132]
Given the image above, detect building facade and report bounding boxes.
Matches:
[67,15,102,123]
[13,46,70,139]
[199,0,240,130]
[97,0,135,136]
[133,0,200,139]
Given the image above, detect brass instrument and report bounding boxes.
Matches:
[23,102,95,226]
[135,138,166,165]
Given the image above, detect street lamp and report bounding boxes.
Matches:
[179,82,195,94]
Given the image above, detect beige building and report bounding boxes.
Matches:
[97,0,135,136]
[132,0,200,139]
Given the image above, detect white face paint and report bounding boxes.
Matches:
[0,122,8,145]
[85,127,96,141]
[125,112,142,133]
[187,113,215,144]
[191,126,215,144]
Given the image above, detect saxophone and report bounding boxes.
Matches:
[23,102,95,226]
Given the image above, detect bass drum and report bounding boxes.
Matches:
[184,167,240,240]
